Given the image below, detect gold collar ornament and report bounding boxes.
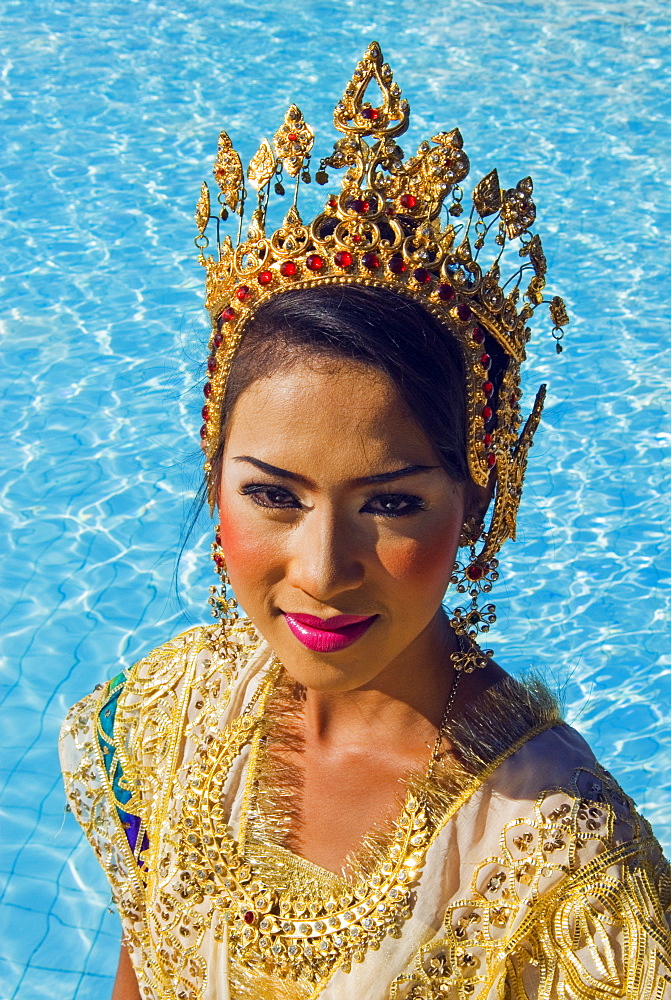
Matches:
[178,658,462,990]
[195,41,568,660]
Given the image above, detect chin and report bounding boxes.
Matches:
[264,628,391,693]
[282,660,381,694]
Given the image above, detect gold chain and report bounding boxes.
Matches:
[427,638,463,783]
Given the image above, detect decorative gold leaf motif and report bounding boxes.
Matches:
[473,169,502,218]
[501,177,536,239]
[456,236,473,263]
[549,296,569,328]
[195,181,210,237]
[273,105,314,178]
[527,234,547,276]
[428,130,470,188]
[247,138,276,191]
[282,205,303,228]
[247,208,265,242]
[387,129,470,212]
[333,40,409,139]
[212,131,243,211]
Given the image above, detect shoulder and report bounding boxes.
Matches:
[451,673,669,888]
[60,620,262,738]
[477,684,660,863]
[406,710,671,999]
[485,698,658,855]
[459,688,671,918]
[60,620,268,812]
[59,624,214,767]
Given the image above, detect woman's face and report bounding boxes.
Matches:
[218,356,472,692]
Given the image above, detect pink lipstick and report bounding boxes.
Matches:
[282,612,377,653]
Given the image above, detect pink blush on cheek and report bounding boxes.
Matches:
[216,510,280,597]
[217,513,263,567]
[380,537,457,588]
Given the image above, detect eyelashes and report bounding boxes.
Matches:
[239,484,427,518]
[241,484,299,509]
[363,494,427,517]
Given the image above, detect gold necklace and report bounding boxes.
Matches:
[177,653,462,989]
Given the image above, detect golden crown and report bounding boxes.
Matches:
[195,41,568,569]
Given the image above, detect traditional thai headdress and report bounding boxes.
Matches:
[195,41,568,610]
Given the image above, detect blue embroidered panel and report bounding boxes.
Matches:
[97,672,149,865]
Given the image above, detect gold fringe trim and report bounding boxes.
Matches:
[243,672,563,891]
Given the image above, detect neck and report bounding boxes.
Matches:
[298,610,458,757]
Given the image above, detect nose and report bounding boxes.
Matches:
[285,506,366,603]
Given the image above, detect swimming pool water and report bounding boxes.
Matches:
[1,1,670,995]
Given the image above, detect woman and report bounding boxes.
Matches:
[60,43,671,1000]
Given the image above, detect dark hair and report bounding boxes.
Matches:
[177,284,508,595]
[207,284,509,493]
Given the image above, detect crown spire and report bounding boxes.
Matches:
[333,41,409,140]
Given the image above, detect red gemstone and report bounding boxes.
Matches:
[201,405,210,420]
[243,911,255,925]
[215,533,222,546]
[258,270,273,285]
[352,234,362,243]
[386,206,396,216]
[235,285,251,301]
[483,381,494,396]
[306,254,324,271]
[414,267,432,284]
[472,327,485,344]
[203,381,212,398]
[482,405,493,420]
[487,453,497,468]
[351,198,370,214]
[400,193,417,209]
[438,283,455,302]
[328,197,338,209]
[388,255,407,274]
[466,564,485,581]
[220,306,236,323]
[214,552,224,568]
[288,132,298,141]
[483,433,493,446]
[213,331,223,348]
[361,107,380,120]
[389,255,407,275]
[280,260,297,277]
[480,353,491,369]
[200,424,207,440]
[509,393,518,405]
[362,251,380,270]
[456,303,472,321]
[207,356,217,374]
[334,250,353,268]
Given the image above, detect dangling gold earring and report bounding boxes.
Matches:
[208,524,240,646]
[449,517,498,672]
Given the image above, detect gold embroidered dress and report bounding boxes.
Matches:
[60,622,671,999]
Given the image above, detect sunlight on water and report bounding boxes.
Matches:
[1,1,669,995]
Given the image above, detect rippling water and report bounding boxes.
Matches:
[1,0,670,995]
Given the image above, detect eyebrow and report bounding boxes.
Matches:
[233,456,440,488]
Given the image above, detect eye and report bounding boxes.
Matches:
[240,484,301,510]
[362,493,427,518]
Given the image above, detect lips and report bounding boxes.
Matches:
[282,612,378,653]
